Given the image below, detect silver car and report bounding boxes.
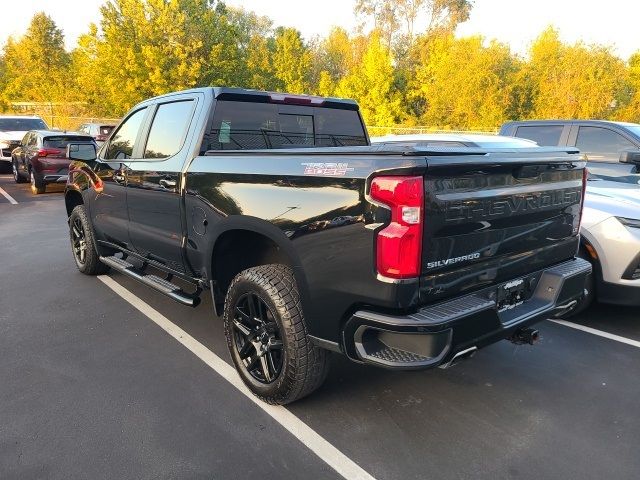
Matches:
[578,180,640,312]
[371,133,640,315]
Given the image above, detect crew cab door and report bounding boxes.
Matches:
[568,124,640,184]
[91,106,149,249]
[125,94,200,273]
[24,132,39,166]
[13,132,30,169]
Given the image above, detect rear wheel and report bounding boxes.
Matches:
[223,264,329,404]
[30,169,45,194]
[69,205,109,275]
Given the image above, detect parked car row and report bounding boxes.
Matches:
[0,115,115,194]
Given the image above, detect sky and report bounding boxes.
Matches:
[1,0,639,60]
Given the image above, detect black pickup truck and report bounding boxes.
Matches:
[64,87,591,404]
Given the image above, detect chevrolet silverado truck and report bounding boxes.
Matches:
[64,87,591,404]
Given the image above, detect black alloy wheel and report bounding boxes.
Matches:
[71,216,88,266]
[231,292,284,383]
[68,205,110,275]
[223,264,329,404]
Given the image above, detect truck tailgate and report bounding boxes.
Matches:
[419,149,584,303]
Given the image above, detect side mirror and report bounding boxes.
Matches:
[66,143,97,161]
[619,150,640,165]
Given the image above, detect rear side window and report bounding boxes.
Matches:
[43,136,93,149]
[0,117,47,131]
[515,125,563,146]
[204,101,367,151]
[575,126,634,154]
[144,100,194,159]
[104,108,147,160]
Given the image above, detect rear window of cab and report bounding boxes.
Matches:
[203,101,368,151]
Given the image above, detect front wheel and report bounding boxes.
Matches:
[69,205,109,275]
[223,264,329,404]
[12,161,27,183]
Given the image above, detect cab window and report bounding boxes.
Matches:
[514,125,563,146]
[143,100,194,159]
[104,108,147,160]
[203,101,367,151]
[575,126,635,155]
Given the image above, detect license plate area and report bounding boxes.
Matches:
[496,278,530,313]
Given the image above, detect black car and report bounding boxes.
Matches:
[11,130,96,194]
[499,120,640,185]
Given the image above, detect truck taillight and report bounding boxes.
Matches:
[370,176,423,279]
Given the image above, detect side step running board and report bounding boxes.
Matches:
[100,256,201,307]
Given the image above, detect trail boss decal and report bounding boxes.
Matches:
[427,252,481,269]
[302,162,354,176]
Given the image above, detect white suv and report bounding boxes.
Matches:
[0,116,48,171]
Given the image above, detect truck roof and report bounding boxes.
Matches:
[502,119,640,128]
[139,87,360,111]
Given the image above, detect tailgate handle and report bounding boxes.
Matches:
[513,165,543,178]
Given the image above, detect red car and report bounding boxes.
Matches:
[11,130,96,194]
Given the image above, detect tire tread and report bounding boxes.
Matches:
[224,264,329,404]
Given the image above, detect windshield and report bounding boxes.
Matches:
[623,125,640,138]
[0,117,47,131]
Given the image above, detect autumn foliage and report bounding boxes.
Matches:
[1,0,639,130]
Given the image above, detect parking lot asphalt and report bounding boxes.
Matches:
[1,173,639,480]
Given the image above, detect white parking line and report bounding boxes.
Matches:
[97,275,377,480]
[0,185,18,204]
[549,319,640,349]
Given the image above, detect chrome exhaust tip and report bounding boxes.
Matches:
[439,346,478,369]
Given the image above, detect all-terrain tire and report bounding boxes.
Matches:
[69,205,110,275]
[223,264,329,404]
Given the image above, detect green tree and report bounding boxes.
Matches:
[1,12,70,104]
[272,27,311,93]
[616,52,640,122]
[521,27,629,120]
[335,32,403,126]
[354,0,472,48]
[410,35,517,129]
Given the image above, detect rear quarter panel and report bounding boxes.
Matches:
[183,152,424,341]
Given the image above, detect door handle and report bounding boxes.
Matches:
[113,172,125,183]
[159,178,177,189]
